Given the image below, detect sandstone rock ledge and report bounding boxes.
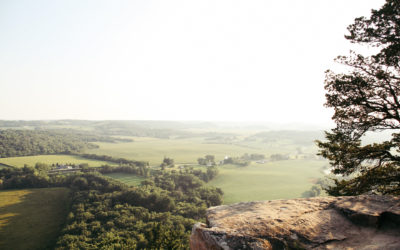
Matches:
[190,196,400,250]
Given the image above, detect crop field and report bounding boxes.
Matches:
[0,154,116,168]
[87,136,305,166]
[0,188,71,250]
[104,173,146,186]
[206,160,326,204]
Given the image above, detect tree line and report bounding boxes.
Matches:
[78,153,148,167]
[0,130,95,157]
[0,129,133,158]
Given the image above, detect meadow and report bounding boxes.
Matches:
[86,136,313,166]
[86,134,327,204]
[207,160,325,204]
[103,172,146,186]
[0,188,71,250]
[0,154,116,168]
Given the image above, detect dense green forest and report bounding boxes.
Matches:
[0,158,222,249]
[0,130,94,157]
[0,130,132,158]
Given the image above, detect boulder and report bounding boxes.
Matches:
[190,195,400,249]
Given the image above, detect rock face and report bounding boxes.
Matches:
[190,196,400,249]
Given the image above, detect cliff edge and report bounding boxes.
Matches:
[190,195,400,249]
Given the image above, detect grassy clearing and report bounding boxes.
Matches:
[87,137,272,166]
[207,160,326,204]
[0,154,116,168]
[104,173,146,186]
[0,188,71,250]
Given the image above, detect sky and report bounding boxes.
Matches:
[0,0,385,125]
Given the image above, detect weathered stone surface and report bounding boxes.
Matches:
[190,196,400,249]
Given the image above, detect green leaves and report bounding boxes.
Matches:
[319,0,400,196]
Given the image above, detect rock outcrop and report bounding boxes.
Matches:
[190,195,400,249]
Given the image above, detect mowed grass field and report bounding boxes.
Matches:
[87,137,273,166]
[0,188,71,250]
[0,154,116,168]
[103,173,146,186]
[206,160,326,204]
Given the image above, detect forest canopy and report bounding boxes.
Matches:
[0,130,97,157]
[0,160,222,249]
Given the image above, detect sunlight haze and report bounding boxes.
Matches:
[0,0,384,125]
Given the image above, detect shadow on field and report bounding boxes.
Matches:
[0,188,71,250]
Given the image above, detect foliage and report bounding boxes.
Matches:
[98,164,151,177]
[78,153,148,167]
[222,156,250,167]
[241,153,265,161]
[301,185,321,198]
[0,130,98,157]
[0,161,222,248]
[197,155,216,166]
[160,157,174,169]
[0,128,136,158]
[55,172,221,249]
[270,153,290,161]
[317,0,400,195]
[301,178,325,198]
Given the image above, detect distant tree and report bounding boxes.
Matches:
[301,185,322,198]
[249,153,265,160]
[206,166,219,180]
[317,0,400,195]
[162,157,174,166]
[35,162,51,172]
[197,155,215,166]
[160,157,174,170]
[197,157,206,165]
[222,157,250,167]
[205,155,215,165]
[241,153,265,161]
[270,154,289,161]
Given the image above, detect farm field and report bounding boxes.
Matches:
[0,188,71,250]
[101,159,326,204]
[87,136,295,166]
[103,172,146,186]
[0,154,116,168]
[207,160,326,204]
[87,135,327,204]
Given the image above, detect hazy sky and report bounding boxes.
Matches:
[0,0,385,124]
